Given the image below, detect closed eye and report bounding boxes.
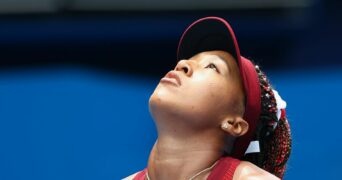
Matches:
[205,63,220,73]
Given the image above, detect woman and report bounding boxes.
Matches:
[125,17,291,180]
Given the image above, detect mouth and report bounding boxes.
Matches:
[160,71,182,86]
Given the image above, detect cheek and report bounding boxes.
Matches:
[186,80,231,117]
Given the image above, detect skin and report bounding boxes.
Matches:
[126,51,279,180]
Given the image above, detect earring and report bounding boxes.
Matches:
[221,122,229,129]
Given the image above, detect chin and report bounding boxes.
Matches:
[148,89,169,116]
[148,87,183,120]
[148,85,215,126]
[149,84,173,107]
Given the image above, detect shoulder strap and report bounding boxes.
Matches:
[208,157,240,180]
[133,169,147,180]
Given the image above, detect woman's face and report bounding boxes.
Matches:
[149,50,245,130]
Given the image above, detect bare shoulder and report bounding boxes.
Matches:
[233,161,280,180]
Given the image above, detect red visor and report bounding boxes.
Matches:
[177,17,261,159]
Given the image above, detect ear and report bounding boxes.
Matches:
[221,117,249,137]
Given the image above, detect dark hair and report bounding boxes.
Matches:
[243,65,292,179]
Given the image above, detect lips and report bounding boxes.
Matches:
[160,71,181,86]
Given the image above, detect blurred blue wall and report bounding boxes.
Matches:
[0,0,342,179]
[0,66,341,179]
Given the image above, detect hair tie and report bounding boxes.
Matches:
[272,90,286,119]
[271,89,286,130]
[245,90,286,154]
[245,140,260,154]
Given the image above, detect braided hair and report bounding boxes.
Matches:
[243,65,292,179]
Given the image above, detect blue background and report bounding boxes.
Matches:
[1,67,341,179]
[0,0,342,179]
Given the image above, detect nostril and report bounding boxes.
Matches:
[175,60,191,75]
[182,67,188,73]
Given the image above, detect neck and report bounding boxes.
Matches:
[147,130,224,180]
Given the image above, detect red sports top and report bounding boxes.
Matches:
[133,157,240,180]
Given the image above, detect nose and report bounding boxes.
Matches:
[175,60,193,77]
